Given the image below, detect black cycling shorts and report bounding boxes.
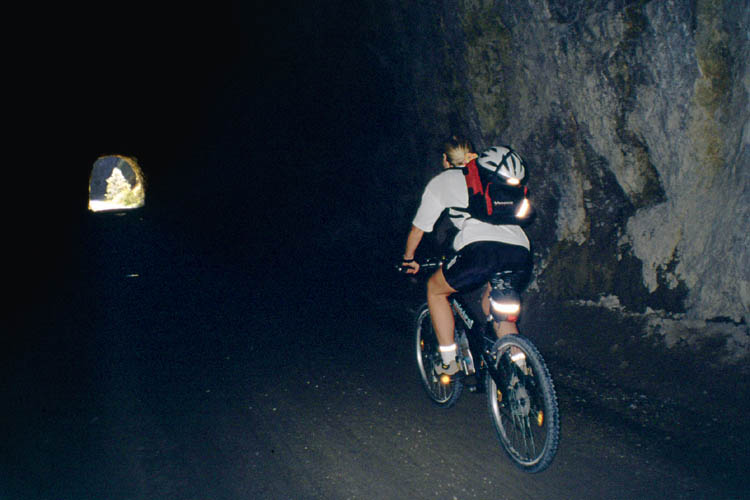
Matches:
[442,241,531,293]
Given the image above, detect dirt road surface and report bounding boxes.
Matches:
[3,214,746,500]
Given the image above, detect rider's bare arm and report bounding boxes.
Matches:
[403,225,425,274]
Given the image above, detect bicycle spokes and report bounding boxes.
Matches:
[415,304,463,407]
[498,359,539,459]
[487,335,559,472]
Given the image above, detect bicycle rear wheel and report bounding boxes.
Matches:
[414,303,463,407]
[486,334,559,472]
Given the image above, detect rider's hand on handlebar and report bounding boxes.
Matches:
[401,258,420,275]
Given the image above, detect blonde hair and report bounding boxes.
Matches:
[444,136,472,166]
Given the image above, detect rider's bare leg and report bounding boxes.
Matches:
[480,283,519,338]
[495,320,519,336]
[481,283,491,317]
[426,267,458,348]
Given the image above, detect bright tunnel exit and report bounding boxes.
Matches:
[88,155,145,212]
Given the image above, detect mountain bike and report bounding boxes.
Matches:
[401,258,559,473]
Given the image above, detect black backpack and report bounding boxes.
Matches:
[452,146,535,226]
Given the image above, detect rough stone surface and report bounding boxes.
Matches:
[367,0,749,386]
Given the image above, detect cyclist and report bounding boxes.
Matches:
[401,136,532,376]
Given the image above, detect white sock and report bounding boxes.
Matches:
[439,343,458,365]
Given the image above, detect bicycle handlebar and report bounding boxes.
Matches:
[395,257,443,274]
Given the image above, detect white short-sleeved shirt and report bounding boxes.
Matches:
[412,168,530,251]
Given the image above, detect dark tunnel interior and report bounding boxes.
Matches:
[7,2,748,498]
[10,1,408,319]
[7,5,419,495]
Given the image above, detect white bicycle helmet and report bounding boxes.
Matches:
[477,146,526,185]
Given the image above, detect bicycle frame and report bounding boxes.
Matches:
[402,258,521,388]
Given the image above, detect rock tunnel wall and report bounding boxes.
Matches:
[366,0,749,392]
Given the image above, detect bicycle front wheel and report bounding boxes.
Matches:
[486,334,559,473]
[414,303,463,407]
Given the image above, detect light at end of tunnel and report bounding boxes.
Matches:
[88,155,145,212]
